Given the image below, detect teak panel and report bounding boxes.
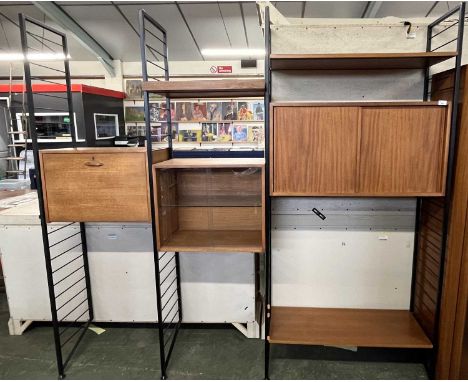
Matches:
[270,52,457,70]
[40,150,151,222]
[269,307,433,349]
[271,103,451,196]
[273,106,359,195]
[142,79,265,98]
[359,106,448,195]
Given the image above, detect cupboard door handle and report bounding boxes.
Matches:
[84,159,103,167]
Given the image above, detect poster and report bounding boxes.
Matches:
[206,102,223,121]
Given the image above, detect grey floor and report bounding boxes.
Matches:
[0,293,428,380]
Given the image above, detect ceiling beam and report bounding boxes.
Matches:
[175,2,204,61]
[361,1,383,18]
[239,2,249,48]
[33,1,116,76]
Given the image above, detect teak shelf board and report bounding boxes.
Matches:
[159,229,263,252]
[142,79,265,98]
[154,158,265,168]
[270,52,457,70]
[160,195,262,207]
[268,307,433,349]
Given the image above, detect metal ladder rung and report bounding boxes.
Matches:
[8,144,26,147]
[7,131,24,134]
[5,170,26,174]
[0,157,22,160]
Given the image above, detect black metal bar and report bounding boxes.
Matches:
[56,286,87,311]
[163,314,180,347]
[30,62,66,74]
[55,276,86,299]
[160,266,176,286]
[430,20,459,39]
[431,2,465,377]
[80,222,94,321]
[428,4,462,29]
[59,298,88,322]
[175,252,183,322]
[49,231,81,248]
[410,198,422,311]
[63,320,91,369]
[163,321,181,367]
[146,44,166,58]
[19,13,65,379]
[158,251,169,262]
[60,324,85,348]
[161,287,178,309]
[145,27,166,46]
[424,23,432,101]
[54,265,84,287]
[51,242,82,261]
[264,6,271,381]
[26,30,63,46]
[59,308,89,337]
[162,298,178,322]
[30,77,65,86]
[160,277,177,299]
[139,9,168,380]
[159,254,175,273]
[431,37,457,51]
[148,59,165,71]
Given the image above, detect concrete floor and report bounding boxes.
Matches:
[0,293,428,379]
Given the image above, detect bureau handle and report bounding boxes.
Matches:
[84,157,103,167]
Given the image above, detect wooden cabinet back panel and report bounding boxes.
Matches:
[42,152,150,222]
[359,107,447,195]
[273,106,359,195]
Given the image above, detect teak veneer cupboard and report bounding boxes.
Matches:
[39,147,169,222]
[270,102,451,196]
[153,158,265,253]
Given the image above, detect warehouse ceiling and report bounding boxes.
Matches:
[0,1,462,62]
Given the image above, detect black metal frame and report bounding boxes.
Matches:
[19,14,94,379]
[263,6,272,380]
[423,3,466,377]
[264,3,465,379]
[139,9,182,380]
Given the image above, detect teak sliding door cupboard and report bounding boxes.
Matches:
[271,102,451,196]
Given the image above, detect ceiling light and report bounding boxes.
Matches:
[0,52,71,62]
[201,48,265,58]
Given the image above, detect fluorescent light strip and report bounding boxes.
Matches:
[201,48,265,57]
[0,52,71,62]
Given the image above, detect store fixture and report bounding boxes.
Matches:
[138,10,265,379]
[18,14,168,379]
[0,84,125,149]
[263,4,465,379]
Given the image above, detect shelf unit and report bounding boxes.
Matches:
[263,4,466,380]
[270,52,457,70]
[153,158,265,253]
[142,79,265,98]
[139,11,265,379]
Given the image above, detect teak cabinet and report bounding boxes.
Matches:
[40,147,168,222]
[153,158,265,253]
[271,102,451,196]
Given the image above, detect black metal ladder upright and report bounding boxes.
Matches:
[139,9,182,380]
[19,14,94,379]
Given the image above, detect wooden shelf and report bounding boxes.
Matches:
[270,52,457,70]
[142,79,265,98]
[269,307,433,349]
[161,195,262,207]
[154,158,265,168]
[159,229,263,252]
